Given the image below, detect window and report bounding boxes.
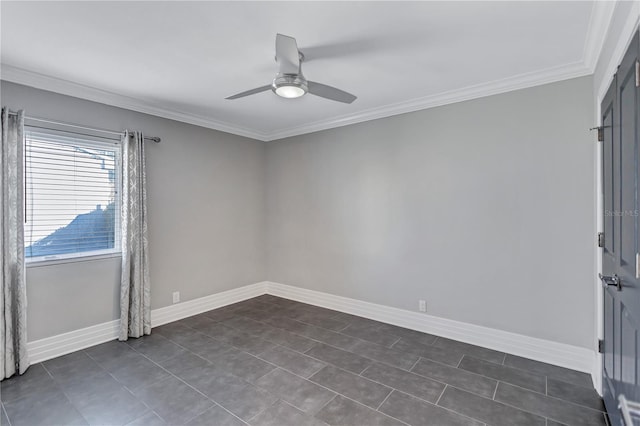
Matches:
[24,128,122,262]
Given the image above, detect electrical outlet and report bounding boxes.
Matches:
[419,300,426,312]
[172,291,180,304]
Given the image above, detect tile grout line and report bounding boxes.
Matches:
[545,375,548,395]
[1,401,13,426]
[375,389,394,410]
[409,357,422,372]
[39,360,94,426]
[252,363,411,426]
[489,378,606,413]
[492,381,499,400]
[117,342,251,426]
[435,384,448,405]
[244,396,281,423]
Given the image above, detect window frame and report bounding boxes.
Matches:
[23,125,123,266]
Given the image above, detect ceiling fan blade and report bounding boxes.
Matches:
[276,33,300,75]
[307,81,357,104]
[225,85,272,100]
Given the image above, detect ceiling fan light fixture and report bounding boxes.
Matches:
[272,74,308,99]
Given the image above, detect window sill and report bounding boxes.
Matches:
[26,251,122,268]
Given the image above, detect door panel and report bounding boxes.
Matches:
[601,30,639,426]
[619,62,638,277]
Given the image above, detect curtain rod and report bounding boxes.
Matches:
[6,110,161,143]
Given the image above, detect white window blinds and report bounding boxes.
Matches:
[24,128,122,261]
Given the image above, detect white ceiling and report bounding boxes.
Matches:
[0,1,613,141]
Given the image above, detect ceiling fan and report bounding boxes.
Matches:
[226,34,357,104]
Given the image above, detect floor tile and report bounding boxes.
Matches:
[376,324,439,346]
[494,382,607,426]
[249,400,329,426]
[438,386,545,426]
[391,338,464,367]
[433,337,505,364]
[215,384,278,421]
[125,411,167,426]
[213,347,276,382]
[158,351,212,378]
[132,376,213,425]
[314,395,404,426]
[180,364,247,401]
[361,362,445,403]
[328,313,383,328]
[72,386,146,426]
[223,316,277,335]
[0,364,59,404]
[289,322,361,351]
[503,355,593,389]
[546,378,605,412]
[109,353,172,390]
[258,345,326,378]
[411,357,497,398]
[305,343,371,374]
[45,352,105,384]
[204,308,245,322]
[309,365,392,409]
[126,333,188,363]
[197,322,277,355]
[177,313,217,330]
[348,339,419,370]
[255,368,335,414]
[291,312,349,332]
[379,390,483,426]
[55,369,123,402]
[2,297,609,426]
[4,390,87,426]
[185,405,245,426]
[170,332,234,361]
[44,350,97,371]
[339,323,399,347]
[458,355,546,393]
[84,340,139,370]
[152,322,196,340]
[258,327,318,353]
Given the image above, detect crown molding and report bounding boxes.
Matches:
[2,1,615,144]
[0,64,270,141]
[595,0,640,102]
[265,61,591,141]
[583,0,617,73]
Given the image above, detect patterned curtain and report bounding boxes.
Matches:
[1,108,28,379]
[119,131,151,340]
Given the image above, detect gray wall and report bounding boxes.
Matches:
[1,81,266,341]
[266,76,595,349]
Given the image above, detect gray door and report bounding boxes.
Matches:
[601,30,640,426]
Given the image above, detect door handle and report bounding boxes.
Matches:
[599,273,622,291]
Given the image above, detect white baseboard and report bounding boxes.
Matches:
[27,281,268,364]
[151,281,267,327]
[265,281,596,377]
[27,279,596,390]
[27,319,120,365]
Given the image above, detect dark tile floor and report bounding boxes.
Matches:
[1,295,608,426]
